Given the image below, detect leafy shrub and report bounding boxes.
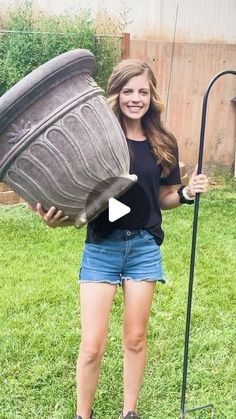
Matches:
[0,1,123,96]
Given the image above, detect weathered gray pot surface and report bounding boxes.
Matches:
[0,49,137,227]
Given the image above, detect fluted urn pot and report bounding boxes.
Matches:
[0,49,137,226]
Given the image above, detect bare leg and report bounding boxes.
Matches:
[76,282,117,418]
[122,280,156,416]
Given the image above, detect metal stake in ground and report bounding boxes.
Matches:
[180,70,236,419]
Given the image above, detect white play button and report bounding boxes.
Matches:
[108,197,131,222]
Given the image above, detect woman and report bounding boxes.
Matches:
[31,59,208,419]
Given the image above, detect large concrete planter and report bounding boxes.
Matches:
[0,49,137,226]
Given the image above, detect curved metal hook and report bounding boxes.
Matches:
[180,70,236,417]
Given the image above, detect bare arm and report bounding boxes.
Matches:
[159,166,209,210]
[159,185,181,210]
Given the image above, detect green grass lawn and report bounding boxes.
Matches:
[0,176,235,419]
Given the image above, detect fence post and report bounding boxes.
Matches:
[121,32,130,59]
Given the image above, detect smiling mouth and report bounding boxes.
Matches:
[127,106,142,111]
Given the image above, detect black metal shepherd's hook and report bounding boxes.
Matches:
[180,70,236,419]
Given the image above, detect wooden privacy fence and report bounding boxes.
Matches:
[129,39,236,173]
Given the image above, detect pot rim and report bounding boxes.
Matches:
[0,49,96,135]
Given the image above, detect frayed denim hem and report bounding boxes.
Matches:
[78,277,166,286]
[78,279,121,285]
[121,276,166,284]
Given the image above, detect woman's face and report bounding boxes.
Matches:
[119,73,151,122]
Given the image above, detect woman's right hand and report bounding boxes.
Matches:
[28,203,70,228]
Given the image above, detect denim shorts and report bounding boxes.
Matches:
[79,229,165,285]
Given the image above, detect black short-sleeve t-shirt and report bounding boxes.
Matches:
[85,138,181,245]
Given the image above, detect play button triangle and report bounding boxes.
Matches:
[108,197,131,222]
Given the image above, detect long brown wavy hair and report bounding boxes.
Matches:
[107,59,178,177]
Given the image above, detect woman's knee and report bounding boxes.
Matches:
[78,340,106,364]
[122,332,147,353]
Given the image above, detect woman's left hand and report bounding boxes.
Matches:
[184,165,209,199]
